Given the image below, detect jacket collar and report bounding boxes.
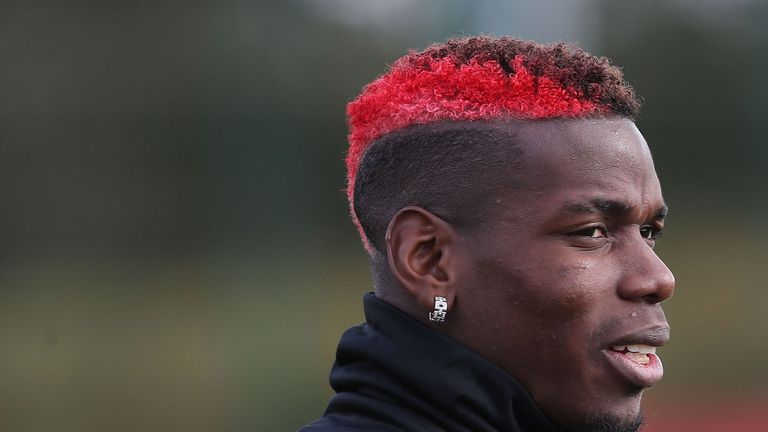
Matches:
[324,293,563,431]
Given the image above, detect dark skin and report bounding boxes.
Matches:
[380,117,675,431]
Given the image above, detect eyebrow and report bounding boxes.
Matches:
[558,198,668,221]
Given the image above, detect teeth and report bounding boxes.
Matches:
[611,345,626,352]
[626,344,656,354]
[625,352,650,365]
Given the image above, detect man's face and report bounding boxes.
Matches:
[451,118,674,431]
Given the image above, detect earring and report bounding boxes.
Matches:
[429,296,448,322]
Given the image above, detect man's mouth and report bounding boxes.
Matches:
[602,326,669,388]
[608,344,656,365]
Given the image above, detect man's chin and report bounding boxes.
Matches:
[564,412,644,432]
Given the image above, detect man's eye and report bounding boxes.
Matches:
[575,227,607,238]
[639,226,663,240]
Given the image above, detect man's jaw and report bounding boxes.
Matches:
[565,412,644,432]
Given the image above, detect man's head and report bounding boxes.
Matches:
[345,37,674,432]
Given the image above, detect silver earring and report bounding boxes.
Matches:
[429,296,448,322]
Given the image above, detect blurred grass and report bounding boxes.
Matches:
[0,216,765,430]
[0,251,371,431]
[658,215,768,391]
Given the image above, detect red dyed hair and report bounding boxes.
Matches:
[346,36,640,252]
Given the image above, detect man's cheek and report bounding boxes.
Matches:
[545,263,605,316]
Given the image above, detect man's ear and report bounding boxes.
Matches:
[385,206,458,317]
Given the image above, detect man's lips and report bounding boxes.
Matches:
[602,324,670,388]
[607,325,670,348]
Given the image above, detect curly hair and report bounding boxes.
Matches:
[347,36,641,254]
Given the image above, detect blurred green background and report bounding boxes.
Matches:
[0,1,766,431]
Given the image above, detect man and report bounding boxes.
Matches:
[301,36,674,432]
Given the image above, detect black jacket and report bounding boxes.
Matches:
[299,293,563,432]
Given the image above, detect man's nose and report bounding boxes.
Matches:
[617,239,676,304]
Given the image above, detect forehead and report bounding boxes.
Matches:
[519,117,652,172]
[489,118,663,217]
